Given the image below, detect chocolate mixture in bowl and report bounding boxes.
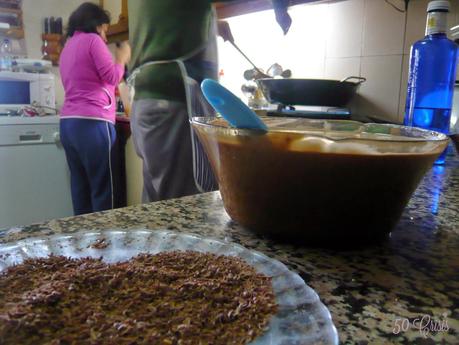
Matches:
[0,251,277,345]
[192,117,448,244]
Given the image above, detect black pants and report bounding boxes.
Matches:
[60,118,116,215]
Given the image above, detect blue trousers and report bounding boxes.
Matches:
[60,118,116,215]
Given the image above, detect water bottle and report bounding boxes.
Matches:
[403,0,458,165]
[0,38,12,71]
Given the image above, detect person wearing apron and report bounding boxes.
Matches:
[128,0,292,203]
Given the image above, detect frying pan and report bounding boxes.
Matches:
[257,76,366,107]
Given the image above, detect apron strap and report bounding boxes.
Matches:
[127,58,218,194]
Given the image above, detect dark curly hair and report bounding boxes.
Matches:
[66,2,110,38]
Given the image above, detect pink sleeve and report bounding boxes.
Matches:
[89,35,123,86]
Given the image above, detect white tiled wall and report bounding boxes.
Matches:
[359,55,404,122]
[324,57,360,79]
[219,0,459,123]
[362,0,406,56]
[102,0,122,23]
[326,0,364,58]
[217,3,330,94]
[344,0,406,122]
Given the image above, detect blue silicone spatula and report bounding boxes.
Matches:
[201,79,268,132]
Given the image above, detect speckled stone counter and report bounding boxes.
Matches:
[1,157,458,344]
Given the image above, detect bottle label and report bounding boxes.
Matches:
[426,12,447,35]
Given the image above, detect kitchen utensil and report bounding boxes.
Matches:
[243,68,269,81]
[257,76,366,107]
[266,63,292,79]
[266,63,283,77]
[191,117,449,245]
[55,17,63,35]
[281,69,292,78]
[241,83,257,96]
[450,134,459,153]
[49,16,55,34]
[0,229,339,345]
[43,17,50,34]
[201,78,267,131]
[228,40,270,78]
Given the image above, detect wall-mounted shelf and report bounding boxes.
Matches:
[0,26,23,39]
[0,1,23,39]
[0,7,20,15]
[0,0,21,10]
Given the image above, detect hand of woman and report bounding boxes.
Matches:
[115,41,131,65]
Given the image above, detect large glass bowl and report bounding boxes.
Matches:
[191,117,449,245]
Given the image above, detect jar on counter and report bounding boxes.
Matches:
[0,39,12,71]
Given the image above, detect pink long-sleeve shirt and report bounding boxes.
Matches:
[59,31,123,124]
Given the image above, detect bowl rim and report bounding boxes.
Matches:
[191,116,450,143]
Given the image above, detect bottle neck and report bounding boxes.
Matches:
[426,11,448,36]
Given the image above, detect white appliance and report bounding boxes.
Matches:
[0,116,73,229]
[14,59,53,73]
[0,71,56,114]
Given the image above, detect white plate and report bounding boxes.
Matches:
[0,229,338,345]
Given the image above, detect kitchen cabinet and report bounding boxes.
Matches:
[100,0,128,43]
[215,0,316,18]
[0,1,24,39]
[125,133,143,206]
[115,115,143,206]
[101,0,317,43]
[0,116,73,228]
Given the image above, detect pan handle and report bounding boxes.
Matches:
[341,76,366,84]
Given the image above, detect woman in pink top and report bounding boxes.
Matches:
[59,2,130,215]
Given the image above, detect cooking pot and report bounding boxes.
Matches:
[257,76,366,107]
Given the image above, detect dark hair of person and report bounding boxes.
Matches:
[66,2,110,38]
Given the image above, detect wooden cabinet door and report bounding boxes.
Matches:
[100,0,128,43]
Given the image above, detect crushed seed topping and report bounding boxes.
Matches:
[0,251,277,345]
[89,238,109,249]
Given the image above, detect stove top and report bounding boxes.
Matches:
[265,104,351,120]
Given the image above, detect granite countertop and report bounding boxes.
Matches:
[1,156,458,344]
